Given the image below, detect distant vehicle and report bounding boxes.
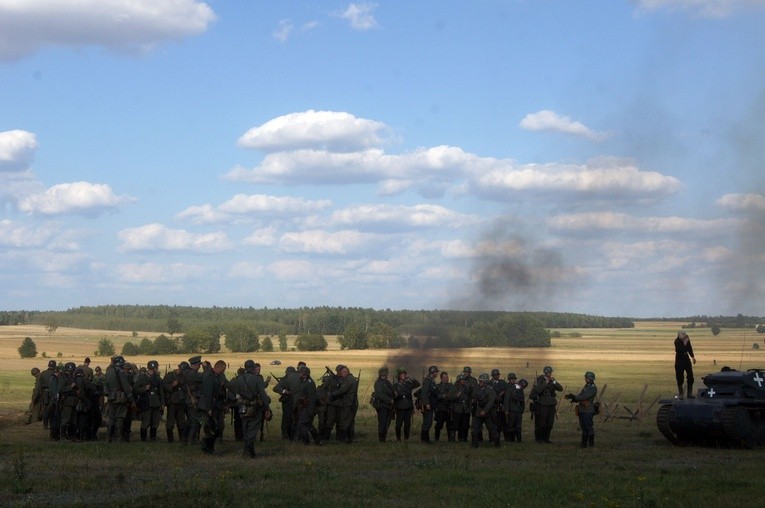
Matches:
[269,360,281,365]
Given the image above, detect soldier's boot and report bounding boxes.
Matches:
[106,424,115,443]
[534,429,542,443]
[470,432,479,448]
[379,432,385,442]
[140,429,147,442]
[447,430,455,442]
[543,429,552,443]
[403,429,410,441]
[244,442,256,458]
[395,428,401,441]
[581,434,588,448]
[493,433,501,448]
[150,428,157,441]
[177,426,186,444]
[166,428,175,443]
[434,428,440,441]
[686,383,695,399]
[677,383,684,399]
[588,435,595,447]
[504,431,513,442]
[201,437,215,454]
[311,428,322,446]
[421,430,430,444]
[515,430,522,442]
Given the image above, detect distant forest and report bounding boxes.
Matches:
[0,305,639,349]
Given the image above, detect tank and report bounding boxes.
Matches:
[656,368,765,448]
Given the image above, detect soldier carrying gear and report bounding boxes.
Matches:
[565,371,598,448]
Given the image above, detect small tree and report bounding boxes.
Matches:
[710,323,721,336]
[153,334,178,355]
[97,338,116,357]
[121,341,139,356]
[45,320,58,334]
[756,324,765,334]
[138,337,154,355]
[261,336,274,352]
[167,317,182,337]
[18,337,37,358]
[295,333,327,351]
[278,333,288,352]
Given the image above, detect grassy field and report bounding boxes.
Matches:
[0,322,763,507]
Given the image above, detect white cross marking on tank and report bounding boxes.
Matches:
[754,372,764,387]
[707,388,715,398]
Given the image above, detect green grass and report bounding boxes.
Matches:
[1,324,763,507]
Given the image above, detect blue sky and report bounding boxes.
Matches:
[1,0,765,317]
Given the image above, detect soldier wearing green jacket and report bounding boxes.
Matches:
[471,373,500,448]
[199,360,227,454]
[133,360,165,442]
[433,371,454,442]
[273,366,296,440]
[420,365,439,443]
[372,366,395,442]
[448,374,471,442]
[38,360,57,430]
[530,365,563,444]
[392,367,419,441]
[329,364,358,443]
[503,374,527,442]
[162,361,188,443]
[105,356,132,443]
[236,359,270,458]
[182,356,204,445]
[565,371,598,448]
[296,366,321,445]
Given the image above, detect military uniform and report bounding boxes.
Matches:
[316,373,333,440]
[448,375,471,442]
[27,368,42,425]
[57,363,79,440]
[47,367,61,441]
[133,361,165,441]
[199,363,227,454]
[183,357,204,445]
[471,374,500,448]
[105,357,133,442]
[38,361,56,430]
[296,367,321,445]
[236,360,270,458]
[372,368,395,441]
[329,365,358,443]
[433,375,454,441]
[162,362,188,443]
[393,369,420,441]
[529,366,563,443]
[490,370,507,440]
[674,331,696,399]
[273,366,297,440]
[566,372,598,448]
[502,375,526,442]
[419,366,439,443]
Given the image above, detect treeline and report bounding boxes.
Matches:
[639,314,765,329]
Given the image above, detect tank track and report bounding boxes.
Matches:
[722,406,756,449]
[656,404,680,445]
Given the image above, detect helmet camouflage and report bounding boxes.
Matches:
[507,372,517,380]
[428,365,439,375]
[519,379,528,388]
[478,373,490,382]
[585,371,596,381]
[456,374,466,382]
[543,366,553,375]
[463,366,472,373]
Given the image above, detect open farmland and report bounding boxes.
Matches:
[0,322,763,507]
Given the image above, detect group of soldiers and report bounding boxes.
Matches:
[27,356,598,453]
[372,365,599,448]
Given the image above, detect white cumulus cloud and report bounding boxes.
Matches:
[328,203,481,230]
[716,192,765,212]
[279,229,377,254]
[0,0,216,61]
[118,223,231,252]
[115,262,205,283]
[237,110,392,153]
[18,181,135,216]
[519,110,610,141]
[0,130,38,172]
[177,193,333,224]
[547,211,742,233]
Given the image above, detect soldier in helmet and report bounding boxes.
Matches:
[530,365,563,443]
[461,366,479,435]
[674,330,697,399]
[490,369,507,440]
[273,365,297,440]
[133,360,165,441]
[105,356,133,442]
[26,367,42,425]
[372,366,395,442]
[329,364,358,443]
[433,371,454,441]
[57,362,79,440]
[182,356,204,445]
[38,360,57,430]
[448,374,471,442]
[392,367,419,441]
[163,361,188,443]
[199,360,227,454]
[472,373,500,448]
[503,373,527,442]
[236,359,270,458]
[296,366,321,445]
[565,371,598,448]
[420,365,439,443]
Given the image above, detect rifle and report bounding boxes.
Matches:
[270,372,282,383]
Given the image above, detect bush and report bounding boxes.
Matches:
[153,334,178,354]
[261,336,274,352]
[18,337,37,358]
[121,341,139,356]
[753,343,760,350]
[295,333,327,351]
[97,338,116,357]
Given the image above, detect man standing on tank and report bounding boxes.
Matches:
[674,330,697,399]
